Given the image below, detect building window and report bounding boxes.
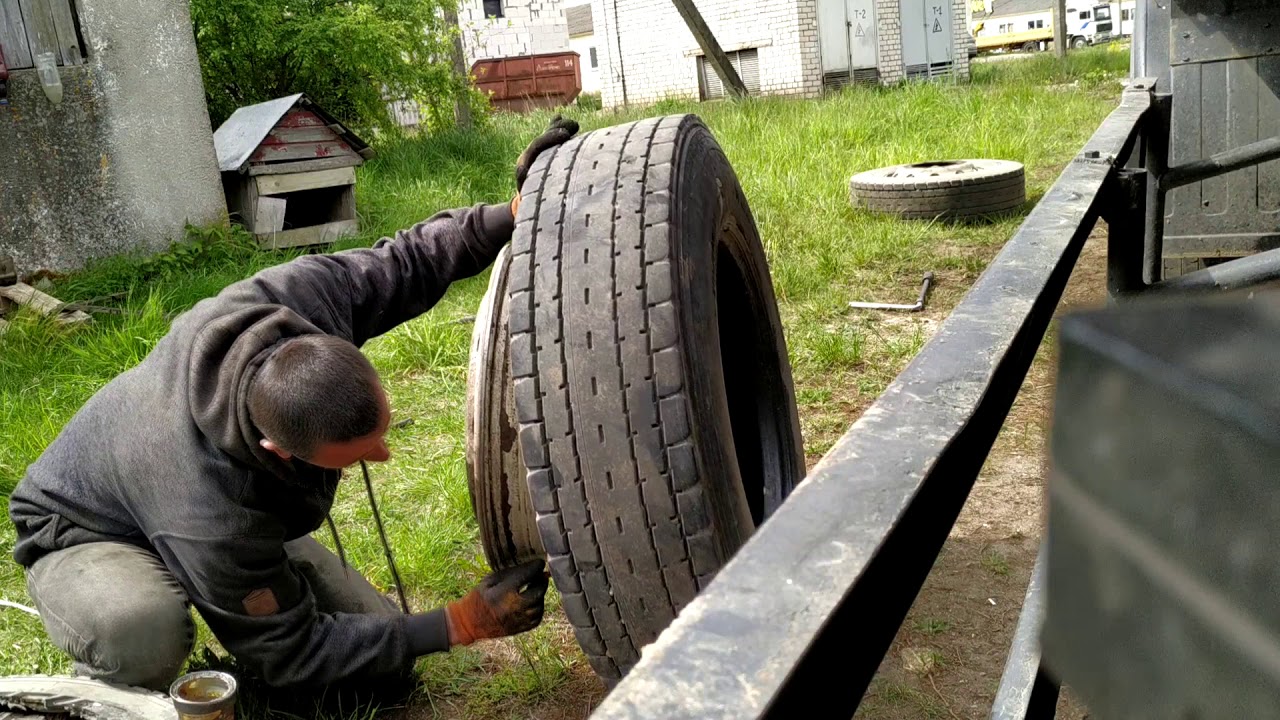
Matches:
[698,48,761,101]
[589,47,598,68]
[1079,10,1091,19]
[1121,8,1132,20]
[482,0,504,18]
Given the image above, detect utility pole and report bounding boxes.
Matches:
[1054,0,1068,58]
[668,0,748,98]
[444,3,473,130]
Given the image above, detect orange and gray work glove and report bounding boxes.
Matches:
[511,115,581,217]
[445,559,550,646]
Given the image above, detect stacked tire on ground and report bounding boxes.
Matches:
[849,159,1026,221]
[466,114,807,680]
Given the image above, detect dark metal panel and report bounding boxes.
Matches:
[1171,0,1280,67]
[586,82,1151,720]
[1132,0,1171,91]
[1161,1,1280,260]
[1226,59,1260,217]
[1044,299,1280,720]
[1167,63,1201,225]
[1199,61,1228,216]
[1260,55,1280,213]
[990,546,1059,720]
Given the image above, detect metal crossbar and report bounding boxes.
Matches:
[589,80,1154,720]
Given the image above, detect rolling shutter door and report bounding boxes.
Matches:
[699,49,761,100]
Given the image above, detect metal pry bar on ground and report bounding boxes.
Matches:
[849,272,935,312]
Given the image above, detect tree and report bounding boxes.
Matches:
[191,0,476,134]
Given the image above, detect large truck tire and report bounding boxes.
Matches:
[466,245,545,571]
[508,114,806,679]
[850,159,1026,220]
[0,676,176,720]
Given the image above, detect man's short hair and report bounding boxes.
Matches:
[248,335,382,458]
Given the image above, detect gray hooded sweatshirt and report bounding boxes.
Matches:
[8,203,514,688]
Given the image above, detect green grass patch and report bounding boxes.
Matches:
[0,46,1126,718]
[981,547,1012,577]
[912,617,952,636]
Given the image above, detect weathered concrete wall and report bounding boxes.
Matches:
[0,0,225,273]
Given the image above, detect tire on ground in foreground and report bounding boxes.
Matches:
[0,675,176,720]
[850,159,1026,221]
[509,114,806,679]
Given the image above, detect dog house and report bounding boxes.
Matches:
[213,94,373,249]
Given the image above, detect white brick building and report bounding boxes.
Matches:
[592,0,971,109]
[458,0,572,65]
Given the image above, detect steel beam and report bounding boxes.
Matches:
[1105,169,1148,298]
[668,0,748,98]
[588,80,1151,720]
[990,546,1059,720]
[1142,90,1170,286]
[1160,135,1280,192]
[1148,246,1280,294]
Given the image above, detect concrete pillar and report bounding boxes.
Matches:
[0,0,226,273]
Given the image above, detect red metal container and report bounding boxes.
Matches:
[472,52,582,113]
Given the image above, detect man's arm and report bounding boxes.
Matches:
[225,203,513,347]
[216,115,581,347]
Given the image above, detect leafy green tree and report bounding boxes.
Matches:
[191,0,476,134]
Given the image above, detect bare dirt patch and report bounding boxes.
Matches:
[854,227,1109,719]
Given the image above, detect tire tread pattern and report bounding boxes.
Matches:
[509,115,715,678]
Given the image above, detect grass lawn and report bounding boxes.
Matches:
[0,45,1129,718]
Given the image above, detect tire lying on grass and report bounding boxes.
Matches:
[850,159,1026,221]
[0,675,177,720]
[502,114,807,680]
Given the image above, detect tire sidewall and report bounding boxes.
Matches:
[669,120,803,560]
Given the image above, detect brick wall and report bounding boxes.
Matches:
[871,0,970,85]
[951,0,971,80]
[877,0,905,83]
[595,0,821,109]
[459,0,571,65]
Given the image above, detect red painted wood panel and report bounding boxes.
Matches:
[250,140,359,163]
[249,108,358,165]
[277,109,327,128]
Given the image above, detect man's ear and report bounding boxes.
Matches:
[260,438,292,461]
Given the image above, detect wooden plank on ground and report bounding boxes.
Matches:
[249,140,360,164]
[0,0,33,68]
[18,0,62,63]
[254,196,286,233]
[47,0,80,64]
[256,219,358,250]
[247,156,363,176]
[0,282,91,325]
[256,166,356,196]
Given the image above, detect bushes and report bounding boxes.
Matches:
[191,0,473,135]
